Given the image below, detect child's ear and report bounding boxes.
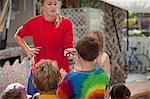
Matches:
[77,54,81,59]
[32,79,37,88]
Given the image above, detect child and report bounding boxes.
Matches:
[32,59,60,99]
[87,30,110,79]
[57,36,108,99]
[86,30,111,99]
[1,83,31,99]
[110,83,131,99]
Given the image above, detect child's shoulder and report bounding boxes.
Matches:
[66,71,79,78]
[63,71,79,82]
[94,67,107,74]
[66,70,92,79]
[67,67,106,77]
[95,66,105,71]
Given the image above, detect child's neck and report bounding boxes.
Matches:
[80,61,95,71]
[39,90,56,95]
[99,51,102,56]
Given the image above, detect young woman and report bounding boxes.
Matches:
[14,0,73,95]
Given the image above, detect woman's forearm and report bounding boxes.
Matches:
[14,35,30,52]
[104,56,110,80]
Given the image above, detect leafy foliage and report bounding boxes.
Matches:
[80,0,100,8]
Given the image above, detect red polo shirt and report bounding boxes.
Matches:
[16,15,73,72]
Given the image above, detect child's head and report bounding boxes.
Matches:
[1,90,22,99]
[87,30,104,51]
[75,36,99,61]
[1,83,30,99]
[110,83,131,99]
[32,59,60,92]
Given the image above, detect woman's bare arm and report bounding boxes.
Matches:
[14,35,40,57]
[103,55,110,80]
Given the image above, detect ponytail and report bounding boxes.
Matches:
[55,14,62,28]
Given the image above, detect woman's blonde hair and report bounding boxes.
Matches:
[55,15,62,28]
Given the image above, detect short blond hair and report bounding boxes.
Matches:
[32,59,60,92]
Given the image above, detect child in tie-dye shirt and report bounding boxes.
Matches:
[57,36,108,99]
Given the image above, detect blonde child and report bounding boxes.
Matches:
[32,59,60,99]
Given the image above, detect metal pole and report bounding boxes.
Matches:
[127,11,129,51]
[4,0,12,48]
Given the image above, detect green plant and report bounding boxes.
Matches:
[129,12,138,18]
[124,18,137,27]
[128,29,145,37]
[80,0,99,8]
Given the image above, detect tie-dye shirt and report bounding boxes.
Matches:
[57,67,108,99]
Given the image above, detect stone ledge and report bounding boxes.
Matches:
[0,47,23,60]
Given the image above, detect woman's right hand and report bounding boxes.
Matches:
[25,47,41,57]
[14,35,41,57]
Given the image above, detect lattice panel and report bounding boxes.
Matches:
[60,8,103,45]
[60,8,89,45]
[100,1,126,85]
